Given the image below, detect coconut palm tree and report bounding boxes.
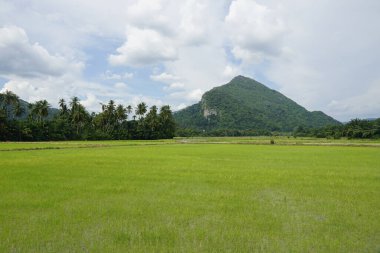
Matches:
[126,105,133,120]
[58,98,68,116]
[0,90,20,119]
[69,97,88,135]
[158,105,175,139]
[28,100,50,124]
[116,104,127,123]
[136,102,147,120]
[14,102,25,118]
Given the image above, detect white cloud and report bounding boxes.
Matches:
[114,82,128,89]
[1,0,379,121]
[326,80,380,120]
[109,0,229,67]
[126,0,175,35]
[0,26,83,78]
[108,27,178,66]
[262,0,380,120]
[188,88,203,101]
[164,82,185,90]
[1,77,74,104]
[150,72,181,83]
[123,72,134,79]
[150,72,186,91]
[225,0,287,64]
[165,45,233,91]
[102,70,134,80]
[223,65,241,79]
[0,0,131,52]
[130,95,164,108]
[81,93,100,111]
[175,103,187,111]
[169,88,203,102]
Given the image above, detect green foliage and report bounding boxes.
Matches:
[294,118,380,139]
[174,76,341,132]
[0,91,176,141]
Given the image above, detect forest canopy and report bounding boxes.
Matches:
[0,90,176,141]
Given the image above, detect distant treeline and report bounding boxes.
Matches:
[293,118,380,139]
[176,118,380,139]
[176,128,272,137]
[0,91,175,141]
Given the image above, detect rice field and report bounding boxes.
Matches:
[0,138,379,252]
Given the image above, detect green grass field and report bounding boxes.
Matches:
[0,139,379,252]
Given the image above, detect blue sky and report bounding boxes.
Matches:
[0,0,379,121]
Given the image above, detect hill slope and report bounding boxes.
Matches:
[174,76,340,131]
[5,99,59,120]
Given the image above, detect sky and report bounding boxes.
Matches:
[0,0,379,121]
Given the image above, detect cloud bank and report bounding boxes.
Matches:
[0,0,379,120]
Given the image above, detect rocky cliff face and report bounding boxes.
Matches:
[201,99,217,118]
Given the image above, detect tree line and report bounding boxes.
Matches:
[293,118,380,139]
[176,118,380,139]
[0,90,176,141]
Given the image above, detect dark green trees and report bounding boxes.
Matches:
[0,90,22,120]
[158,105,176,139]
[136,102,147,120]
[28,100,50,124]
[292,118,380,139]
[0,91,24,140]
[0,90,176,141]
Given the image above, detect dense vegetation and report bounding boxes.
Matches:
[0,90,175,141]
[294,118,380,139]
[176,118,380,139]
[174,76,340,132]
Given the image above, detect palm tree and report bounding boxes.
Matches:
[107,100,116,113]
[0,90,20,119]
[28,100,50,124]
[145,105,159,134]
[126,105,133,120]
[39,100,49,120]
[14,102,25,118]
[58,98,68,116]
[69,97,88,136]
[136,102,147,120]
[158,105,175,139]
[116,104,127,123]
[3,90,19,106]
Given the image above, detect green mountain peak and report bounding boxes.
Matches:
[174,76,340,132]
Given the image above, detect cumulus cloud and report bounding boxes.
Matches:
[0,26,83,78]
[174,103,187,111]
[1,77,75,104]
[109,0,228,68]
[126,0,175,35]
[223,65,241,79]
[169,88,203,102]
[150,72,185,92]
[1,0,379,121]
[114,82,128,89]
[225,0,287,64]
[81,93,100,111]
[163,82,185,91]
[150,72,181,83]
[102,70,134,80]
[109,27,178,66]
[326,80,380,120]
[262,0,380,120]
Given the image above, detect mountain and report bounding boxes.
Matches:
[5,98,59,120]
[174,76,341,132]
